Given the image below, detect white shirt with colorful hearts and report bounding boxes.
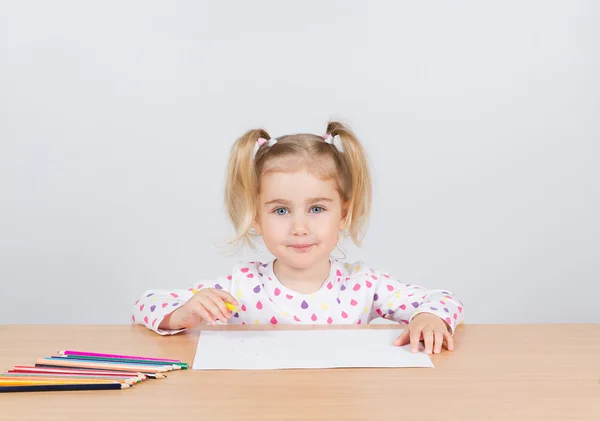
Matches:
[133,259,465,335]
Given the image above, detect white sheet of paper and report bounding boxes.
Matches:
[192,329,433,370]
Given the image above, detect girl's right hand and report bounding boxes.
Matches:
[160,288,239,329]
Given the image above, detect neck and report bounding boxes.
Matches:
[273,258,331,294]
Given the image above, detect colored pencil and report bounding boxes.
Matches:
[33,362,164,374]
[48,355,183,370]
[33,363,167,374]
[0,375,140,384]
[0,379,121,386]
[57,354,188,369]
[35,359,169,373]
[9,366,148,378]
[0,383,129,393]
[59,350,180,363]
[32,365,166,378]
[3,372,141,380]
[44,357,179,370]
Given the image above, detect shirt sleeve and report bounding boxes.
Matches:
[371,270,465,334]
[131,274,234,336]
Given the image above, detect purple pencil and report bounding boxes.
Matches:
[59,350,180,363]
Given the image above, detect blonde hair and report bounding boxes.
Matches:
[224,121,372,249]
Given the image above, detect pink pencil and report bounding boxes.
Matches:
[9,366,147,377]
[59,350,180,363]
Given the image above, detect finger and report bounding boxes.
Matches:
[444,331,455,351]
[206,293,231,321]
[433,331,444,354]
[410,327,422,353]
[213,289,239,307]
[393,329,410,346]
[189,301,216,326]
[198,296,227,322]
[423,330,434,354]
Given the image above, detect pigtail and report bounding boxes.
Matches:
[225,128,271,247]
[326,121,372,245]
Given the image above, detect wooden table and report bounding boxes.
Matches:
[0,324,599,420]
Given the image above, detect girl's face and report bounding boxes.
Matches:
[253,169,347,271]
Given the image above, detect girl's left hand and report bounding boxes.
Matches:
[393,313,454,354]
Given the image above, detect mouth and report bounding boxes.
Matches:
[288,244,315,252]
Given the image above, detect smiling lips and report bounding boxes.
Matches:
[288,244,315,252]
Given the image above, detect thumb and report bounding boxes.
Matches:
[393,329,410,346]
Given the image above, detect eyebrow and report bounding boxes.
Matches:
[264,197,334,206]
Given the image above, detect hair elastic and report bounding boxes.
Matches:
[322,133,344,152]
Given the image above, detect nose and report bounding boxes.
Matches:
[291,212,309,236]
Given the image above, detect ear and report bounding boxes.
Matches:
[339,202,349,231]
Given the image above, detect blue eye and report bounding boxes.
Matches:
[310,206,324,214]
[274,208,288,216]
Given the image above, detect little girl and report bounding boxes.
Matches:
[133,122,464,355]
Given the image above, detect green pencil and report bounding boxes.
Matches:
[56,354,188,369]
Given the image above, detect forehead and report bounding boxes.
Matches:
[259,170,339,202]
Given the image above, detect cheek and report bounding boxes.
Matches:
[313,214,342,239]
[261,216,288,239]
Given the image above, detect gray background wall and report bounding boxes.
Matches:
[1,1,598,325]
